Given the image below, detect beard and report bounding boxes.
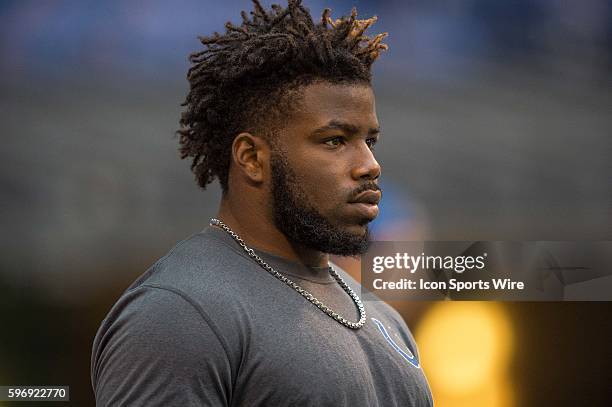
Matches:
[270,150,371,256]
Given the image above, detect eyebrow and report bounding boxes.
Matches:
[311,120,380,137]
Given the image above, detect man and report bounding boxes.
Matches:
[91,1,433,405]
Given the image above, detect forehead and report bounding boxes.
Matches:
[285,81,378,133]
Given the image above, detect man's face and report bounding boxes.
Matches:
[270,81,382,256]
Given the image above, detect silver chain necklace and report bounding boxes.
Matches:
[210,218,367,329]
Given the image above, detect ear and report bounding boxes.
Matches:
[231,132,269,185]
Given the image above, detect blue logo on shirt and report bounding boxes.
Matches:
[371,318,420,369]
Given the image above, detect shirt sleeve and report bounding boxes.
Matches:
[92,285,233,406]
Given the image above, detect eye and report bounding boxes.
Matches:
[366,137,378,150]
[324,137,345,148]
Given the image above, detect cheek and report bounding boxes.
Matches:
[287,150,350,208]
[301,166,346,203]
[301,172,334,199]
[301,170,349,214]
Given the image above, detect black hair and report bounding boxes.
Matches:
[178,0,388,191]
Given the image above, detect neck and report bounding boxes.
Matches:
[216,196,329,268]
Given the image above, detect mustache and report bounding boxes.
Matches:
[349,182,382,200]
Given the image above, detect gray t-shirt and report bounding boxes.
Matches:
[91,227,433,406]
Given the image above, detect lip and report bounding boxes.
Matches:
[349,190,381,205]
[349,202,379,219]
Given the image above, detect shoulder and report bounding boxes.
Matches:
[126,228,255,296]
[93,285,231,358]
[92,228,256,376]
[91,285,234,405]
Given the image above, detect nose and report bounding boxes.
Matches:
[350,143,381,181]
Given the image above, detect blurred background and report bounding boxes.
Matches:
[1,0,611,405]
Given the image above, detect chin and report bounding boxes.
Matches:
[342,222,370,237]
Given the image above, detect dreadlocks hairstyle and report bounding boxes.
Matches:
[178,0,388,191]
